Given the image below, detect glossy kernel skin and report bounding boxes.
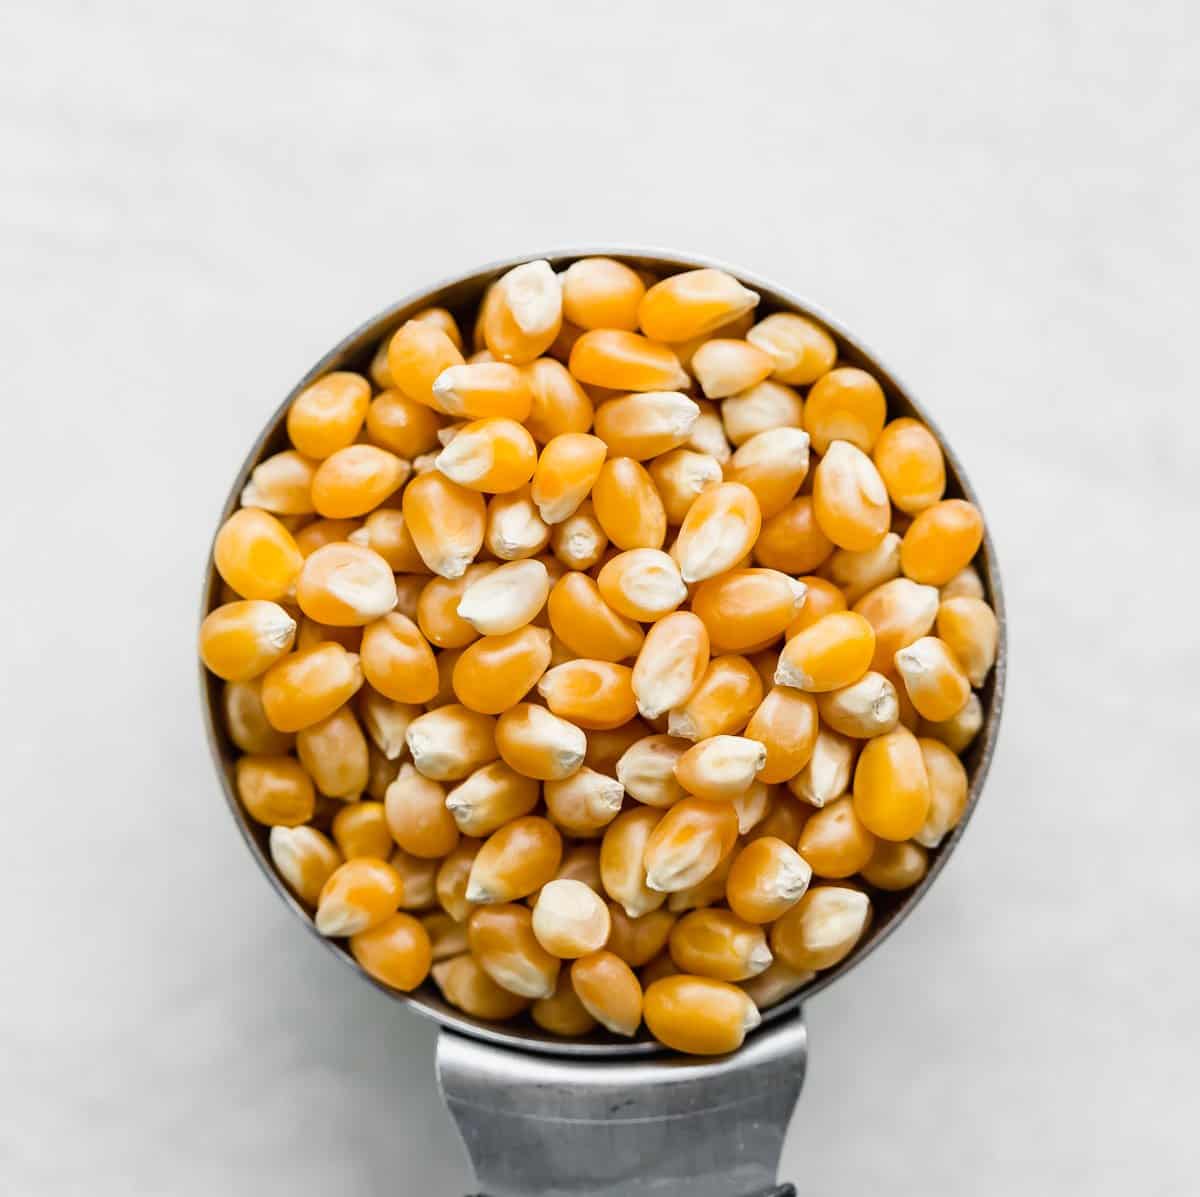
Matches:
[240,450,318,515]
[384,763,461,859]
[530,433,608,525]
[388,319,465,409]
[432,955,530,1021]
[691,339,774,400]
[269,825,342,905]
[199,600,296,681]
[213,509,304,601]
[297,706,370,800]
[672,482,762,584]
[349,912,432,992]
[747,313,837,386]
[402,471,487,579]
[690,568,806,654]
[812,441,891,552]
[431,361,533,422]
[360,613,440,704]
[724,427,811,519]
[755,496,834,575]
[365,389,446,459]
[725,837,812,924]
[569,331,689,393]
[547,572,645,663]
[445,761,539,838]
[467,903,561,999]
[522,358,594,443]
[593,391,699,460]
[287,372,371,459]
[224,678,294,754]
[744,687,819,784]
[862,839,930,890]
[668,909,772,982]
[483,260,563,365]
[453,626,553,715]
[899,499,985,586]
[531,976,598,1037]
[561,257,646,331]
[935,596,999,687]
[668,655,763,742]
[797,796,877,878]
[605,905,677,967]
[893,635,972,722]
[852,726,932,841]
[769,885,871,972]
[632,611,711,720]
[538,659,638,731]
[311,444,409,519]
[638,269,759,343]
[297,542,398,627]
[776,611,876,693]
[803,367,886,454]
[600,806,667,919]
[495,702,587,781]
[915,737,970,849]
[596,549,688,621]
[642,797,739,895]
[260,642,363,732]
[643,975,760,1055]
[466,816,564,905]
[872,417,946,513]
[434,417,538,494]
[591,457,668,549]
[570,950,644,1036]
[315,857,405,937]
[236,755,316,827]
[853,577,940,672]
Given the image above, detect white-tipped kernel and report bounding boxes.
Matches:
[747,940,775,977]
[503,259,562,336]
[314,896,370,938]
[742,999,764,1034]
[788,728,856,808]
[263,607,299,650]
[359,691,420,760]
[804,888,870,955]
[317,548,398,622]
[677,511,748,584]
[644,391,701,441]
[616,736,689,807]
[821,440,889,509]
[436,421,467,446]
[435,426,494,487]
[456,558,550,636]
[731,780,771,835]
[488,493,551,560]
[268,826,338,907]
[545,768,626,835]
[645,838,725,895]
[818,672,899,739]
[615,552,688,617]
[829,533,901,605]
[740,961,815,1011]
[675,735,767,800]
[773,656,814,691]
[531,879,612,958]
[687,402,733,464]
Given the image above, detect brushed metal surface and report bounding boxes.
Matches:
[439,1012,807,1197]
[199,246,1006,1057]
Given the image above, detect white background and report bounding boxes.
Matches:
[3,1,1198,1193]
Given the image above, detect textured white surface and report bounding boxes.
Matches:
[3,0,1198,1192]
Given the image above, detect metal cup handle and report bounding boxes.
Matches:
[439,1011,806,1197]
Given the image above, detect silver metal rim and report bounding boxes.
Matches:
[199,246,1006,1057]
